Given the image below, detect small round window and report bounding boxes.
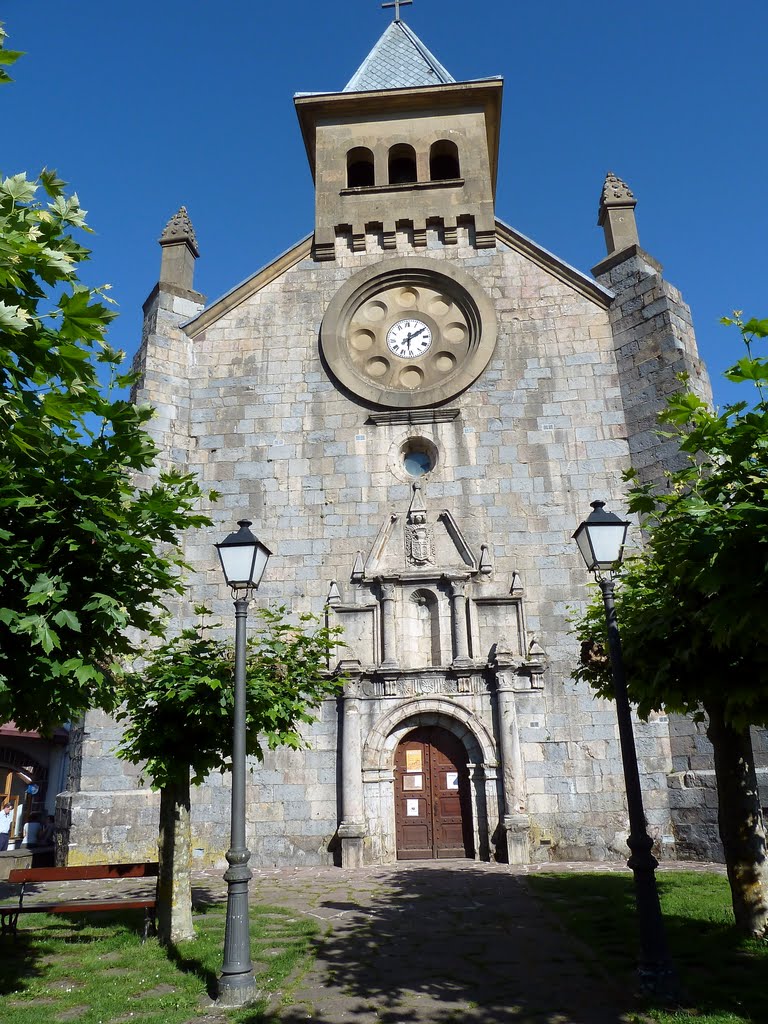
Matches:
[401,437,437,477]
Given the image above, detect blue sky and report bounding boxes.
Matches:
[3,1,767,407]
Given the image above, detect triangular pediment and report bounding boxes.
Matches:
[361,484,477,582]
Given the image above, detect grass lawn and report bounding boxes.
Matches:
[527,870,766,1024]
[0,902,318,1024]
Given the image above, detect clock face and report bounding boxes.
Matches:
[344,282,469,395]
[320,258,497,409]
[386,319,432,359]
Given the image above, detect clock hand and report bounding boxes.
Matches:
[405,327,427,343]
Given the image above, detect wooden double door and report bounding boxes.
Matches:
[394,726,474,860]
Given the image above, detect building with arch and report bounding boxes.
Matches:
[60,16,739,868]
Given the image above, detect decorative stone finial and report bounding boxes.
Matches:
[528,636,547,661]
[326,580,342,606]
[157,206,200,292]
[597,171,639,256]
[159,206,200,256]
[600,172,635,208]
[407,481,427,519]
[351,551,365,582]
[479,544,492,575]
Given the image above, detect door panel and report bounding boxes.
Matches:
[395,726,473,860]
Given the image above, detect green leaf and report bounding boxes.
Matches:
[0,48,24,67]
[742,318,768,339]
[52,609,81,632]
[724,357,768,384]
[39,168,67,199]
[1,172,37,203]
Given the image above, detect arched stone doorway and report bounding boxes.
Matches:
[394,725,473,860]
[358,697,501,864]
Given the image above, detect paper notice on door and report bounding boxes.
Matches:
[405,749,422,772]
[406,799,420,817]
[446,771,459,790]
[403,774,423,791]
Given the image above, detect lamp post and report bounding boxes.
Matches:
[573,501,677,999]
[214,520,271,1007]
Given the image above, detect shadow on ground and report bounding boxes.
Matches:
[239,865,637,1024]
[529,872,765,1024]
[0,911,150,997]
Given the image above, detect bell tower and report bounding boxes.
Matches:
[295,16,501,260]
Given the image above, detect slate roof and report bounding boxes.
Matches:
[344,20,455,92]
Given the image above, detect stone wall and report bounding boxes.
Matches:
[62,227,700,867]
[593,245,712,488]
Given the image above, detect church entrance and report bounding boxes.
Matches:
[394,726,474,860]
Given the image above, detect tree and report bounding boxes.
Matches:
[116,606,343,944]
[0,26,212,733]
[572,315,768,937]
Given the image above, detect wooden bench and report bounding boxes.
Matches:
[0,862,159,940]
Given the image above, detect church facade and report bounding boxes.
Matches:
[59,19,726,868]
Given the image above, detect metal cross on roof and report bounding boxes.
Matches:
[382,0,413,22]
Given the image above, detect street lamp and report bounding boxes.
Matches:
[214,520,271,1007]
[573,501,677,999]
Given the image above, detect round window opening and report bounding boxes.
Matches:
[402,438,438,477]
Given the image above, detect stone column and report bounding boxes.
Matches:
[482,763,500,862]
[337,665,366,867]
[379,581,398,668]
[494,650,530,865]
[467,763,481,861]
[449,579,472,667]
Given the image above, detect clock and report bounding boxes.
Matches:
[320,257,497,409]
[386,319,433,359]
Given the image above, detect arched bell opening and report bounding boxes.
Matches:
[429,139,460,181]
[388,144,417,184]
[347,147,375,188]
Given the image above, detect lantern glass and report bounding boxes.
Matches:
[215,520,271,590]
[573,501,629,573]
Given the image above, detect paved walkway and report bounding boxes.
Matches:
[1,859,725,1023]
[195,859,724,1023]
[240,861,634,1023]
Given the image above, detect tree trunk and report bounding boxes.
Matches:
[705,703,768,937]
[157,775,195,944]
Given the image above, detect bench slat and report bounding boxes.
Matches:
[7,899,155,915]
[9,863,159,883]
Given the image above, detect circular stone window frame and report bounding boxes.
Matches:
[388,431,440,482]
[320,256,498,409]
